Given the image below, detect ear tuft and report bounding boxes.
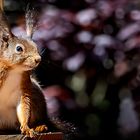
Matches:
[25,5,37,39]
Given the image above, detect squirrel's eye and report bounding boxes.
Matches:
[16,45,23,53]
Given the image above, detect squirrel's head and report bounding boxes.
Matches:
[0,36,41,71]
[0,7,41,71]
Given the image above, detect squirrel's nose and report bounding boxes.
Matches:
[35,56,41,64]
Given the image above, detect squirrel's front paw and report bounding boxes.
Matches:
[20,125,38,138]
[34,124,48,133]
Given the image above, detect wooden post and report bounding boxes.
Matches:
[0,132,64,140]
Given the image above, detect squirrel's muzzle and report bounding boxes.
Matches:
[34,56,41,65]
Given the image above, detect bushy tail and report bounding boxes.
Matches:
[48,117,79,140]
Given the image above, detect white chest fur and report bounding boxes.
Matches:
[0,69,23,128]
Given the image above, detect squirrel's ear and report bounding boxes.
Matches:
[0,0,13,42]
[1,28,13,42]
[25,6,36,39]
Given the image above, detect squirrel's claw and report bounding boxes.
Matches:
[29,128,38,138]
[20,125,38,138]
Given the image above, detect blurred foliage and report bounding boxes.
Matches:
[4,0,140,140]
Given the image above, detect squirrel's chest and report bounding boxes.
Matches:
[0,71,22,107]
[0,70,23,129]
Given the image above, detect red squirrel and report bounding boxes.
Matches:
[0,0,56,138]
